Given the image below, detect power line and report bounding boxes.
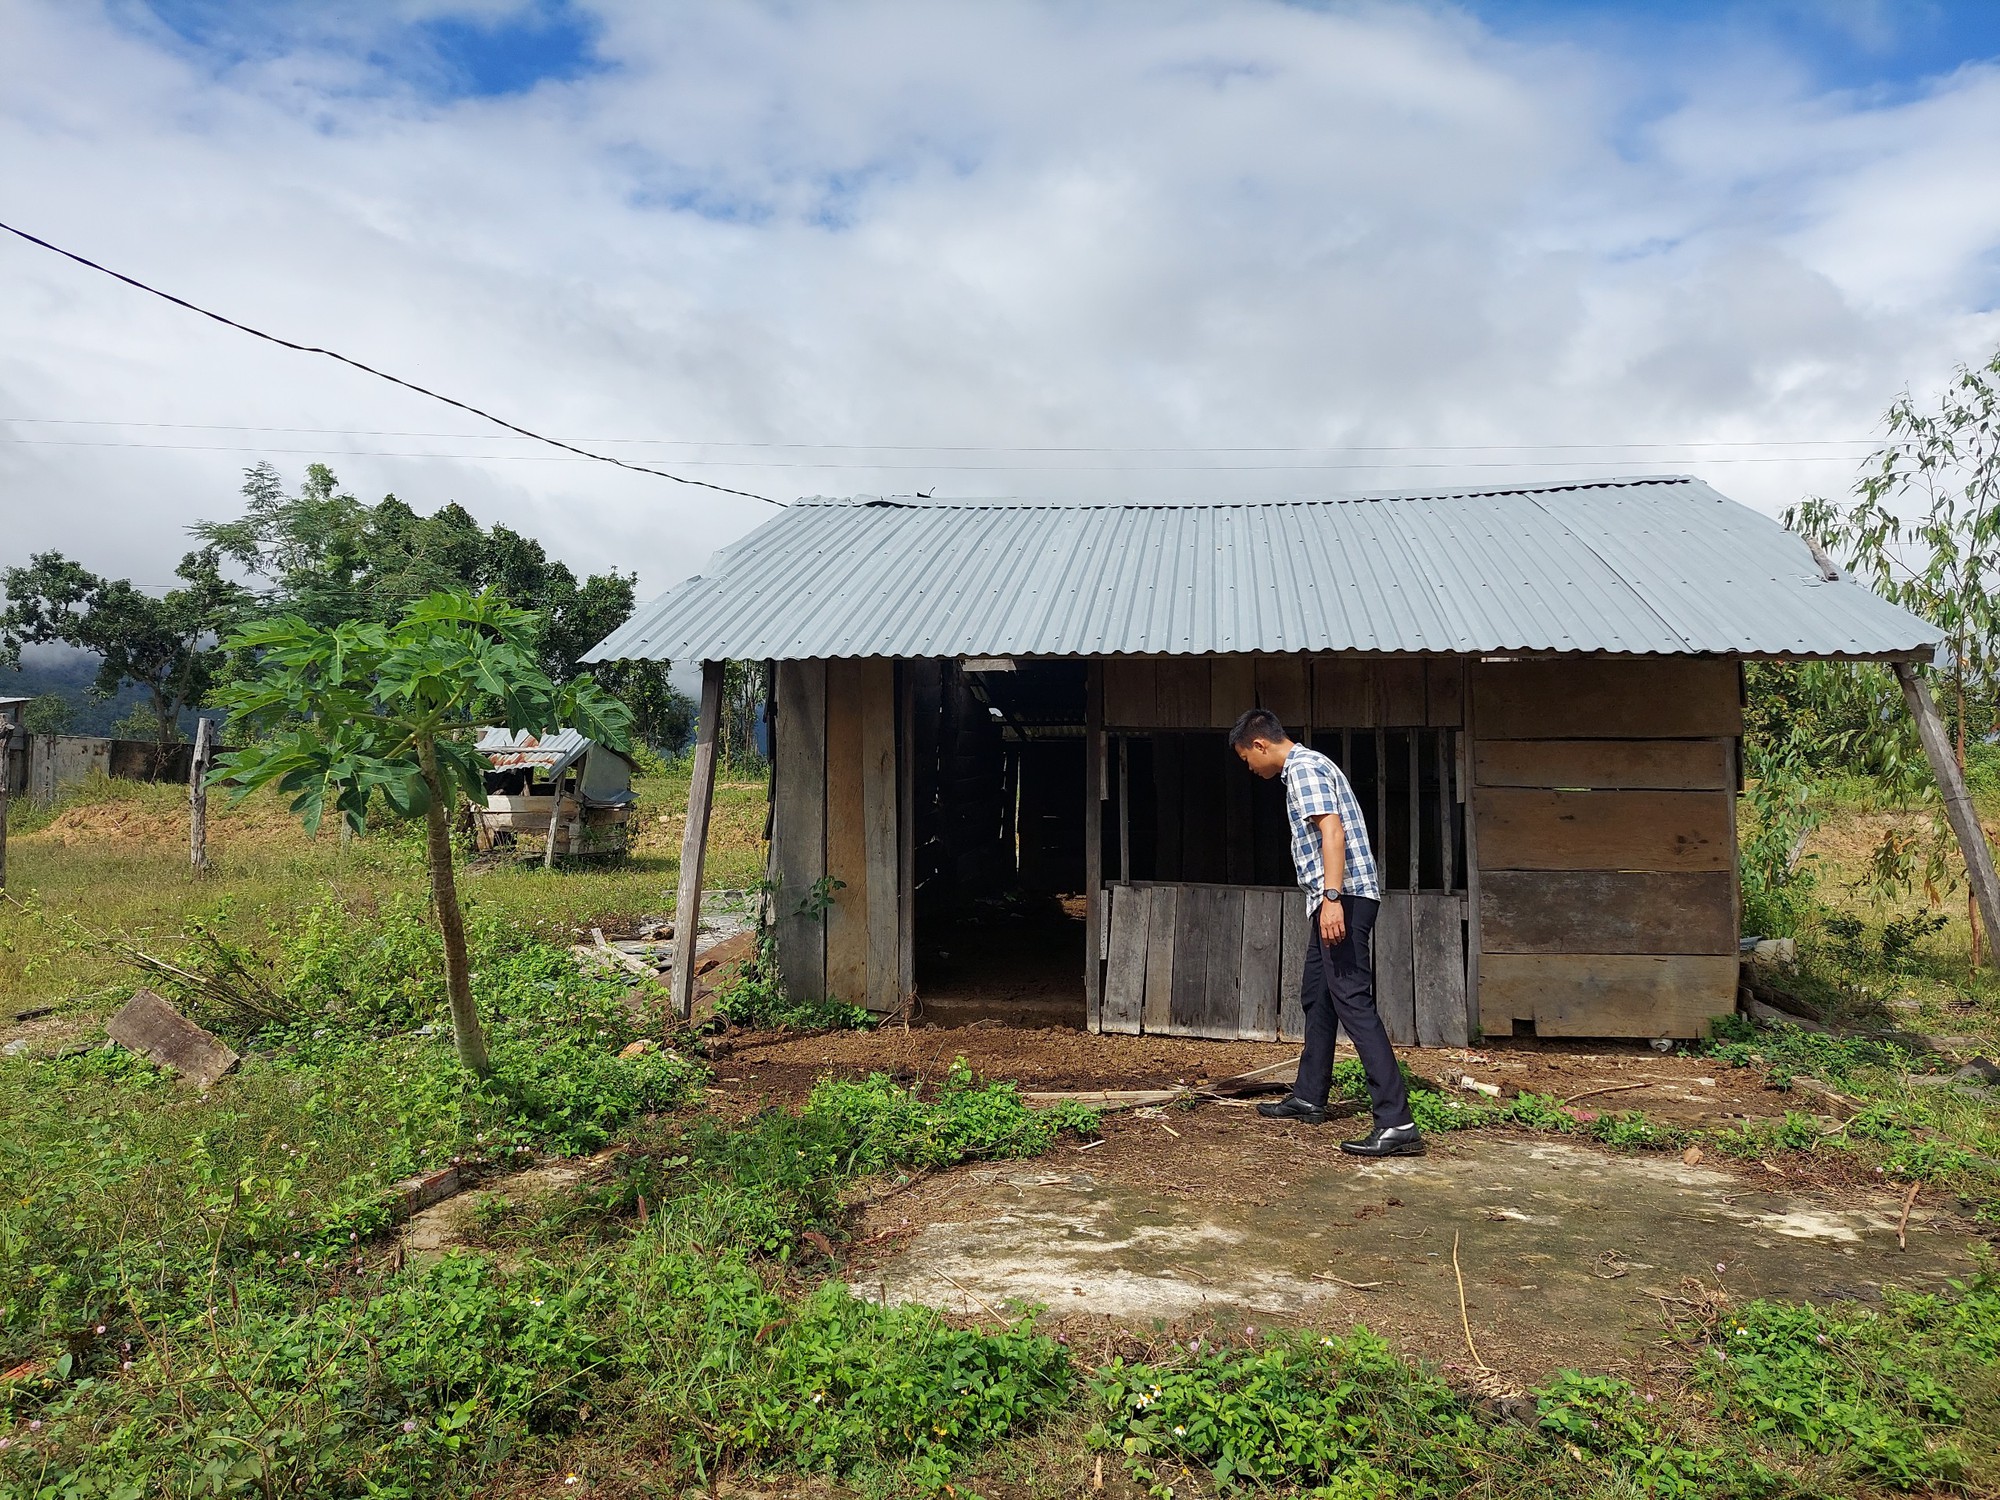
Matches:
[0,434,1890,469]
[0,414,1904,454]
[0,219,782,508]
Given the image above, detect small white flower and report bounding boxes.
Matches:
[564,1477,580,1487]
[531,1298,544,1307]
[94,1324,105,1335]
[1172,1426,1186,1437]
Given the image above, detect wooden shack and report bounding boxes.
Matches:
[587,477,1950,1039]
[471,727,637,859]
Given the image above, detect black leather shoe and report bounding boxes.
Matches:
[1256,1095,1326,1123]
[1340,1123,1426,1157]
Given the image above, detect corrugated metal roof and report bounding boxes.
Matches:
[584,476,1941,663]
[476,727,594,775]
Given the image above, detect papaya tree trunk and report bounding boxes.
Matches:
[417,735,490,1075]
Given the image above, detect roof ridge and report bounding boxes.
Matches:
[795,475,1699,510]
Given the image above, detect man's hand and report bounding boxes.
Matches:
[1318,896,1347,946]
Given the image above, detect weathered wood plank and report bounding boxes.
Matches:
[1378,660,1426,725]
[1480,870,1737,954]
[1204,887,1247,1035]
[1314,657,1375,728]
[823,660,870,1008]
[860,659,900,1011]
[1278,890,1307,1041]
[1474,739,1733,791]
[1257,655,1310,729]
[1472,658,1742,739]
[1479,953,1738,1038]
[669,662,724,1018]
[1238,888,1283,1040]
[1142,884,1179,1033]
[1425,658,1464,727]
[772,660,827,1003]
[1102,884,1149,1033]
[1168,884,1216,1035]
[1104,658,1157,729]
[1475,789,1734,871]
[1159,659,1211,729]
[1211,656,1256,731]
[1413,891,1468,1046]
[1375,891,1416,1046]
[1085,662,1105,1028]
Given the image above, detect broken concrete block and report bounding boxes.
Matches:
[105,989,239,1088]
[388,1166,462,1218]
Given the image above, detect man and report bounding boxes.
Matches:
[1229,708,1423,1157]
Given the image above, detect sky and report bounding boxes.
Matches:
[5,0,2000,612]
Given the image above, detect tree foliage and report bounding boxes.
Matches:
[1787,346,2000,904]
[0,548,248,751]
[214,591,632,1073]
[201,463,694,746]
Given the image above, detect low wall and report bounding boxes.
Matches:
[5,734,211,804]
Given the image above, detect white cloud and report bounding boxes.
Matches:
[2,0,1999,611]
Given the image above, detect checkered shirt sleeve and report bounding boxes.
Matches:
[1282,747,1381,904]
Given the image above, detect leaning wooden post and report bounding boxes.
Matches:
[670,661,726,1020]
[0,720,14,891]
[1895,660,2000,968]
[188,716,216,874]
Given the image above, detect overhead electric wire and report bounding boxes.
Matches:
[0,434,1899,469]
[0,218,782,507]
[0,414,1902,453]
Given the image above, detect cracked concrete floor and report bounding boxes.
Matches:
[853,1137,1983,1377]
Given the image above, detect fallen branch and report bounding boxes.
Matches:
[1898,1181,1920,1252]
[1309,1273,1385,1291]
[1453,1230,1491,1372]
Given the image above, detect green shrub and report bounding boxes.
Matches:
[1590,1110,1688,1150]
[1534,1370,1776,1497]
[805,1059,1099,1173]
[1089,1330,1487,1498]
[711,927,874,1032]
[1697,1298,1982,1487]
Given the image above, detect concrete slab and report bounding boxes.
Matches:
[858,1137,1980,1372]
[105,988,238,1088]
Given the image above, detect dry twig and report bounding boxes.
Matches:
[1453,1230,1491,1371]
[1898,1181,1920,1251]
[1561,1081,1652,1107]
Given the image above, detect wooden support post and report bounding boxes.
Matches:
[0,720,13,891]
[1895,660,2000,968]
[189,717,216,874]
[542,772,564,870]
[671,661,726,1019]
[1085,660,1105,1030]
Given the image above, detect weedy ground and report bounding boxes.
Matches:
[0,768,1997,1498]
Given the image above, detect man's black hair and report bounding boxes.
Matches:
[1228,707,1288,750]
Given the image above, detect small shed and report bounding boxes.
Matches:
[586,476,1952,1040]
[472,728,637,859]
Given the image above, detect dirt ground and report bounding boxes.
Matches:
[708,1025,1798,1126]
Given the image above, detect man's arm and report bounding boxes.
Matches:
[1316,811,1347,944]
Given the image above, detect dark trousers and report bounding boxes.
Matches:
[1293,894,1412,1128]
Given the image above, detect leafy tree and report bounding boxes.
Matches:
[200,463,694,746]
[0,549,247,754]
[214,592,632,1075]
[1793,346,2000,930]
[20,694,72,736]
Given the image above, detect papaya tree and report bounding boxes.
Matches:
[214,591,631,1074]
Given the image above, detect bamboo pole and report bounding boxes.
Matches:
[670,661,726,1020]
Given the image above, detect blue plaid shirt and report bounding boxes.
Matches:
[1282,746,1381,906]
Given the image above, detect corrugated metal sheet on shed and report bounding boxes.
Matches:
[584,476,1939,664]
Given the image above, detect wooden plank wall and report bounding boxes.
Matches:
[1103,654,1464,730]
[1470,657,1740,1039]
[774,658,903,1012]
[1104,882,1299,1039]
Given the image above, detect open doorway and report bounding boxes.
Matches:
[909,659,1089,1026]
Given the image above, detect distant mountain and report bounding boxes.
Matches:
[0,650,194,738]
